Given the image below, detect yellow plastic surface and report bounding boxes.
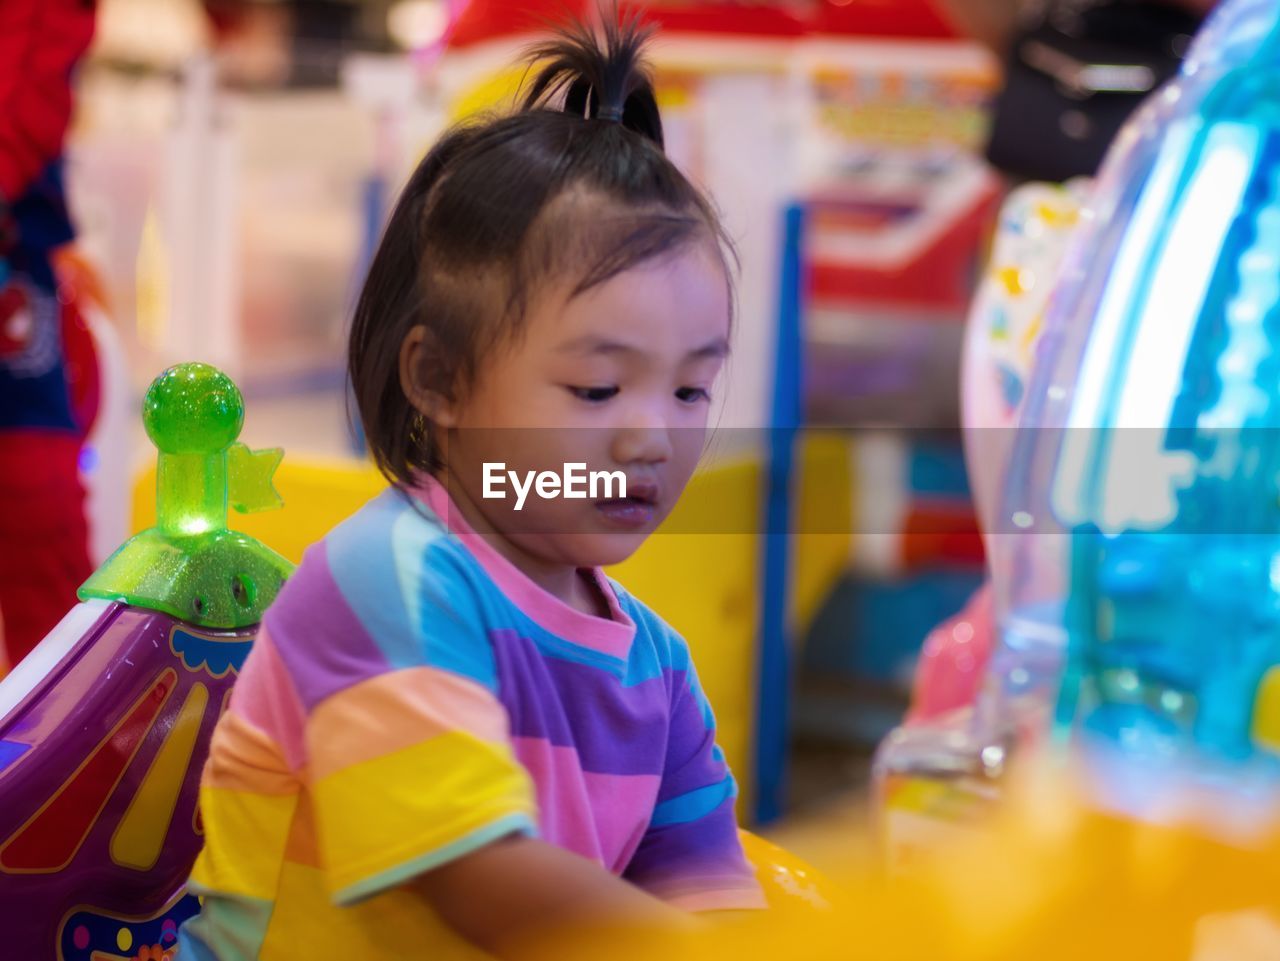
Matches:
[448,65,526,123]
[1253,665,1280,753]
[791,432,854,635]
[738,829,834,911]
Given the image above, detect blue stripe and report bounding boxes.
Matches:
[613,596,718,721]
[326,490,424,669]
[177,887,276,961]
[326,492,501,689]
[615,598,717,730]
[448,544,629,678]
[173,932,219,961]
[407,534,499,689]
[520,630,626,674]
[649,776,737,828]
[402,525,500,689]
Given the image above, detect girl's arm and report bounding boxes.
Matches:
[603,625,762,911]
[414,834,695,959]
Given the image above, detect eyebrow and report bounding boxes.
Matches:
[557,335,730,361]
[689,337,731,360]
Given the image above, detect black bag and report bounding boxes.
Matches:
[984,0,1204,183]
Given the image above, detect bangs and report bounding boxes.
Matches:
[519,189,732,307]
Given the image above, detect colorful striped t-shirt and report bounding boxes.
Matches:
[179,477,764,960]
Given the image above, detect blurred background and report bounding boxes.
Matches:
[4,0,1215,867]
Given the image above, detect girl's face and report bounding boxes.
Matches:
[432,241,730,570]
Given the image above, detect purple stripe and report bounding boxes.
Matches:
[657,669,726,802]
[622,795,750,886]
[265,544,393,710]
[491,629,671,776]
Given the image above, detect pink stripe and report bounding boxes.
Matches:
[229,627,308,772]
[583,770,660,872]
[513,737,659,871]
[411,475,635,658]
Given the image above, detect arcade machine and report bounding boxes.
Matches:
[876,0,1280,863]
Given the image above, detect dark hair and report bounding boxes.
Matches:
[347,12,735,487]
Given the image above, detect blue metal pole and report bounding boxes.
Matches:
[347,172,386,455]
[754,201,807,824]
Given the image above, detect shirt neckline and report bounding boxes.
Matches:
[410,475,636,659]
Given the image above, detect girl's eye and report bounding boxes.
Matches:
[568,385,619,403]
[676,387,711,404]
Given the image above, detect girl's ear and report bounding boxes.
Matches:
[399,325,458,428]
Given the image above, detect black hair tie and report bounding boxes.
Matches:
[598,104,623,122]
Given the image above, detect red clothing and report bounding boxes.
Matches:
[0,0,97,670]
[0,0,96,204]
[0,428,92,665]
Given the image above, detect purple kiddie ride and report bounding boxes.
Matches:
[0,363,293,960]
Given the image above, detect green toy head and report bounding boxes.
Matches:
[80,362,295,629]
[143,363,244,456]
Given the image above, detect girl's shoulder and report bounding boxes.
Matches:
[282,487,470,591]
[605,578,693,665]
[607,580,712,713]
[262,488,502,695]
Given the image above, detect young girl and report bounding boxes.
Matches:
[179,17,764,961]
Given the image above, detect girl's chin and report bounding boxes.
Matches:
[545,531,652,569]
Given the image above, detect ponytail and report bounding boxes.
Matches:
[521,13,665,149]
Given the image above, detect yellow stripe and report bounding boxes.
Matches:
[111,682,209,871]
[307,667,510,780]
[312,730,535,894]
[191,786,298,900]
[1253,666,1280,752]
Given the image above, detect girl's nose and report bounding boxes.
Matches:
[611,413,673,465]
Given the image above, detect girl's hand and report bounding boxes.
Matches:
[412,834,697,960]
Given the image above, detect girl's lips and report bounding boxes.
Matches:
[594,486,659,529]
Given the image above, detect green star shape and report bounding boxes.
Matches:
[228,442,284,514]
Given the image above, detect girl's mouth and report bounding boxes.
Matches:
[594,483,658,529]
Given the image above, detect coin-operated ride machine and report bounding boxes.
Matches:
[0,363,292,960]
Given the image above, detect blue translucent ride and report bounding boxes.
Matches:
[878,0,1280,839]
[1005,0,1280,768]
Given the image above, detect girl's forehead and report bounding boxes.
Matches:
[538,245,731,351]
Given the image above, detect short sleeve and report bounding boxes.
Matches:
[623,651,765,911]
[267,505,538,906]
